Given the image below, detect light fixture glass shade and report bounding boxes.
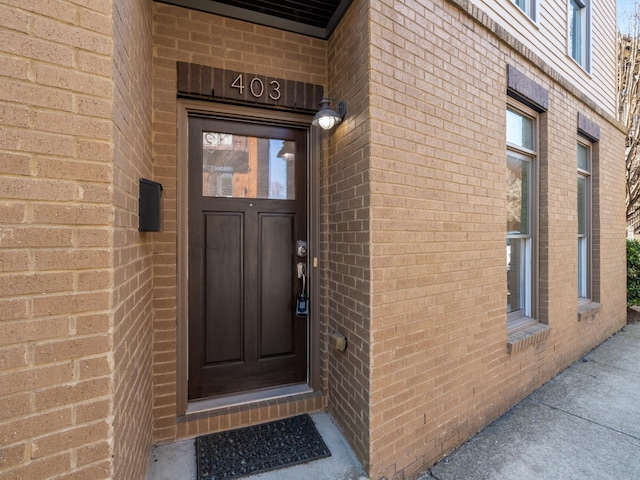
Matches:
[316,114,340,130]
[311,98,345,130]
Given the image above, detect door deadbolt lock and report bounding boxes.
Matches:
[296,240,308,258]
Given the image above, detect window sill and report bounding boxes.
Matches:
[578,301,601,322]
[507,322,550,354]
[567,53,592,77]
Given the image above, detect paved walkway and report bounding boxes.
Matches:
[148,323,640,480]
[421,322,640,480]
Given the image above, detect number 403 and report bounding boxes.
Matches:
[231,74,281,101]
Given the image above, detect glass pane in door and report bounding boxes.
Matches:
[202,132,295,200]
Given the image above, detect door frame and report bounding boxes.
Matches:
[176,99,321,415]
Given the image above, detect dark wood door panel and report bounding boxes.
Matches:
[199,355,300,396]
[204,212,243,365]
[259,213,295,357]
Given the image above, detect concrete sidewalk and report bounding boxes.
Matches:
[420,322,640,480]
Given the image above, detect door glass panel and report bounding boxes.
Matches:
[202,132,295,199]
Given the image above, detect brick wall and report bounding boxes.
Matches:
[0,1,625,479]
[324,0,373,469]
[0,1,115,478]
[364,1,626,479]
[111,0,155,479]
[150,2,328,443]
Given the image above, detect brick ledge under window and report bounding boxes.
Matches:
[578,301,601,322]
[507,323,550,354]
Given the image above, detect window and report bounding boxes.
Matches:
[577,141,591,300]
[507,106,537,328]
[568,0,590,70]
[513,0,536,21]
[201,133,296,200]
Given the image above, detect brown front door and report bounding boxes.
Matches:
[187,116,309,400]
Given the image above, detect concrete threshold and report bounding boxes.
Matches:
[146,412,368,480]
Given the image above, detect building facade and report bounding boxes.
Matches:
[0,0,625,479]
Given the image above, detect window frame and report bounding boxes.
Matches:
[513,0,537,22]
[568,0,591,71]
[506,104,539,331]
[577,139,592,302]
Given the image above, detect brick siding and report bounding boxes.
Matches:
[0,1,116,478]
[0,1,625,479]
[362,1,625,478]
[111,1,155,479]
[324,0,374,469]
[0,0,156,478]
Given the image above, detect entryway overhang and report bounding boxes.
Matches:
[154,0,354,39]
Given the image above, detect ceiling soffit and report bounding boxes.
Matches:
[155,0,354,39]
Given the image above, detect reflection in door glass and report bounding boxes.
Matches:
[202,132,295,200]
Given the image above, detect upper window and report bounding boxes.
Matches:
[568,0,591,71]
[513,0,537,21]
[506,106,538,329]
[577,141,591,300]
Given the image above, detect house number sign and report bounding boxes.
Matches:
[177,62,323,112]
[230,74,281,101]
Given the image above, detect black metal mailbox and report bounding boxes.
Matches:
[139,178,163,232]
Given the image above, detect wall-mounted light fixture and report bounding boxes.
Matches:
[311,98,347,130]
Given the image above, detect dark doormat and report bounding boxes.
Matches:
[195,414,331,480]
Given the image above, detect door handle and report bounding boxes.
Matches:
[296,262,308,317]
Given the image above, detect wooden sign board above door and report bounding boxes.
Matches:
[177,62,323,113]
